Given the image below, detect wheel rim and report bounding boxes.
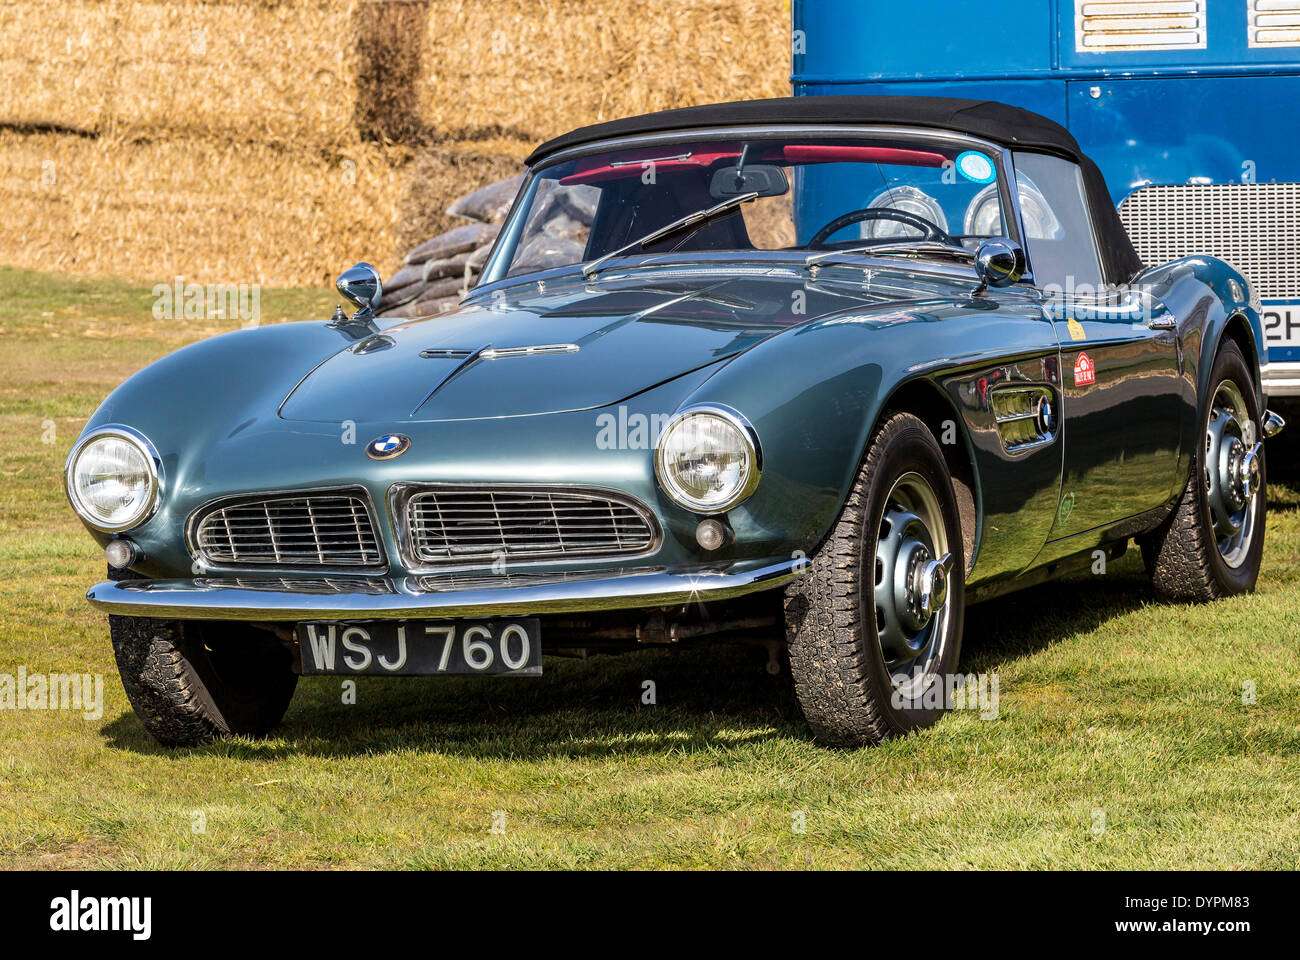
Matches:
[872,471,953,699]
[1205,379,1260,569]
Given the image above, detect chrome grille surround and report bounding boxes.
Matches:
[392,484,661,571]
[1118,182,1300,300]
[189,487,385,571]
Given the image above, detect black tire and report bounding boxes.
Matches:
[784,412,965,746]
[1143,339,1266,602]
[109,615,298,747]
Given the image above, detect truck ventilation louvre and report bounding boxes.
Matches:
[1249,0,1300,47]
[1075,1,1207,52]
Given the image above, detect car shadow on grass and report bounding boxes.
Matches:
[100,641,803,759]
[101,566,1162,761]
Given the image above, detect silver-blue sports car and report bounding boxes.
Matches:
[67,96,1284,746]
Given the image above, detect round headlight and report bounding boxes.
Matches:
[655,406,761,514]
[66,427,161,532]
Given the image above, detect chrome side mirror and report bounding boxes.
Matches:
[973,238,1025,293]
[335,262,383,320]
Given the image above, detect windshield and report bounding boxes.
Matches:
[486,133,1011,281]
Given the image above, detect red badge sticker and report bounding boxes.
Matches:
[1074,351,1096,387]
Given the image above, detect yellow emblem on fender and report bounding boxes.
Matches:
[1067,318,1086,341]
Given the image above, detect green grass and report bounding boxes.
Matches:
[1,265,1298,869]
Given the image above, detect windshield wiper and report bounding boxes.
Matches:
[582,191,759,279]
[805,241,973,270]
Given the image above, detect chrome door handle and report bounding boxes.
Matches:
[1148,316,1176,330]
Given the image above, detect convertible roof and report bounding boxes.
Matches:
[526,95,1084,167]
[526,95,1145,283]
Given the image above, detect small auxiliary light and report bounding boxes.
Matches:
[105,539,140,571]
[695,518,732,552]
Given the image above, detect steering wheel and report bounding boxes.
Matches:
[808,208,957,249]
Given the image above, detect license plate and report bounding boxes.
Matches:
[295,618,542,676]
[1262,304,1300,349]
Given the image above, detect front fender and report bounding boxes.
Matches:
[1139,256,1265,436]
[72,320,361,557]
[670,290,1053,560]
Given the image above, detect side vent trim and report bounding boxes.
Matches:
[992,386,1060,454]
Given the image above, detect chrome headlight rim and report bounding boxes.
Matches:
[654,403,762,515]
[64,424,163,534]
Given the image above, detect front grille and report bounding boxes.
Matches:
[1119,183,1300,300]
[193,491,383,568]
[401,486,658,566]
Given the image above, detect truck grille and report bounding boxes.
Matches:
[1119,183,1300,300]
[192,491,383,569]
[399,486,659,566]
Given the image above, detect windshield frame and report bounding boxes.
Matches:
[472,124,1032,298]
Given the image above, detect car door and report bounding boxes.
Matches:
[1011,151,1184,539]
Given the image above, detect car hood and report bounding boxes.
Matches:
[279,267,943,422]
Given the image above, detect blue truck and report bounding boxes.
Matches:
[792,0,1300,403]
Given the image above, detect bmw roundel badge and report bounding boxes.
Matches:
[366,434,411,460]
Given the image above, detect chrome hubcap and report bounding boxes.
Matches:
[873,472,953,697]
[1205,380,1259,568]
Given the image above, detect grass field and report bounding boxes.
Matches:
[1,264,1298,870]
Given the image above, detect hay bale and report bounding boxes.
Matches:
[1,0,787,287]
[0,1,363,146]
[0,130,406,286]
[421,0,789,144]
[2,1,787,148]
[355,0,431,142]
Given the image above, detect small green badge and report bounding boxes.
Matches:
[1058,492,1075,524]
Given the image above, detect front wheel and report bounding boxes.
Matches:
[784,412,965,746]
[1143,339,1266,601]
[109,616,298,746]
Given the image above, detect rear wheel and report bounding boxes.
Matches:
[1143,339,1266,601]
[109,616,298,747]
[784,412,965,746]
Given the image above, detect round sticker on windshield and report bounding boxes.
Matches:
[956,151,996,184]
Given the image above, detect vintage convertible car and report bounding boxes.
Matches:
[68,96,1285,747]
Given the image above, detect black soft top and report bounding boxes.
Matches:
[526,95,1143,283]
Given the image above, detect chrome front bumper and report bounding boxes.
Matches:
[86,559,806,622]
[1263,362,1300,398]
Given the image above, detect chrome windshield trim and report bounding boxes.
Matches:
[84,558,806,622]
[480,124,1015,288]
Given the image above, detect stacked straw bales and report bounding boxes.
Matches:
[0,0,788,287]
